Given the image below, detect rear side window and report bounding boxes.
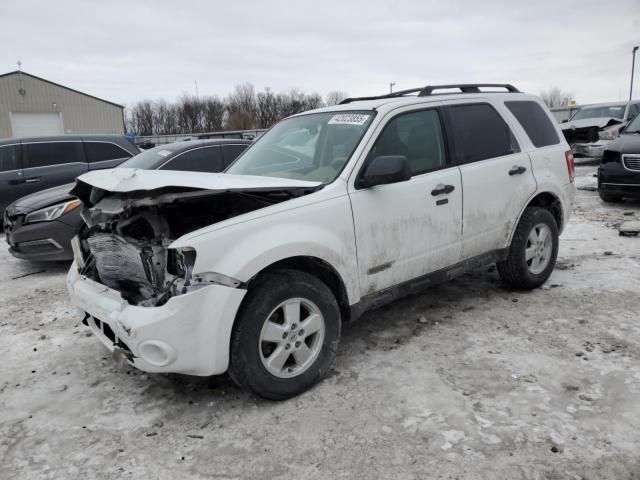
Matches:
[505,101,560,148]
[24,142,82,168]
[0,145,19,172]
[85,142,131,163]
[222,144,248,167]
[447,103,517,164]
[161,146,224,173]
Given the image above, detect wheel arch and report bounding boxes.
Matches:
[510,191,564,245]
[247,255,352,323]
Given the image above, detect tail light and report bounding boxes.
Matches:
[565,150,575,183]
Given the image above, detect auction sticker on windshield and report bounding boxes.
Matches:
[328,113,371,125]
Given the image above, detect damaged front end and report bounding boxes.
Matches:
[71,169,320,307]
[561,117,624,157]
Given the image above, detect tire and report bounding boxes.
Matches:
[228,269,341,400]
[497,207,559,290]
[598,191,623,203]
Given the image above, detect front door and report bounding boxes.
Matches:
[349,107,463,295]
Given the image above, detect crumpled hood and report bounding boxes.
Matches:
[562,117,622,130]
[73,168,321,195]
[10,183,76,213]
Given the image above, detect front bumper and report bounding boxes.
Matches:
[571,141,610,158]
[5,210,81,261]
[67,264,247,376]
[598,162,640,198]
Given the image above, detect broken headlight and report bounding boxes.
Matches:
[598,126,620,141]
[24,199,82,224]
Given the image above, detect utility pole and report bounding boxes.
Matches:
[631,46,638,101]
[195,80,199,99]
[389,82,396,93]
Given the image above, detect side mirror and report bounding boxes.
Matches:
[356,155,411,189]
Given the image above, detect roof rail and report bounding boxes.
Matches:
[339,83,520,104]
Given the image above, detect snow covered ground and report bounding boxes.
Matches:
[1,163,639,479]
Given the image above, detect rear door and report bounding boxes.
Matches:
[22,141,87,195]
[0,143,24,212]
[84,141,134,170]
[444,101,537,259]
[159,145,225,172]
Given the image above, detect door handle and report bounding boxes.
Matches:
[509,166,527,176]
[24,177,41,183]
[8,179,25,185]
[431,184,455,196]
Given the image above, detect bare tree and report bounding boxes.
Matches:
[227,83,258,128]
[540,87,574,108]
[201,96,225,132]
[325,90,348,106]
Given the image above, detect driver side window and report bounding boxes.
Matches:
[370,109,447,175]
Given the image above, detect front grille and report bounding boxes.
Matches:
[622,155,640,172]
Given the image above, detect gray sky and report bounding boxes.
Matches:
[2,0,639,105]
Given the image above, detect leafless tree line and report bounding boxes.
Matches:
[125,84,348,136]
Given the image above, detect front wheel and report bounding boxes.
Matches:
[497,207,559,290]
[228,269,341,400]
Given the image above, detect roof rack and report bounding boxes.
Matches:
[339,83,520,104]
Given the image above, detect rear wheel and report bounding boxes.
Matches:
[497,207,559,290]
[228,269,341,400]
[598,191,623,203]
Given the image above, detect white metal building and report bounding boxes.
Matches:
[0,70,125,139]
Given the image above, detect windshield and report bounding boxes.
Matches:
[118,145,181,169]
[225,111,375,183]
[572,105,626,121]
[626,113,640,133]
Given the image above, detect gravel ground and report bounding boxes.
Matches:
[1,163,639,480]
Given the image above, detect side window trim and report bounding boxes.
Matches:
[442,102,520,166]
[355,106,451,187]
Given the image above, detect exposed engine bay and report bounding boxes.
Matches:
[71,176,319,307]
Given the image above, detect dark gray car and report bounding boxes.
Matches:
[4,139,251,261]
[0,134,139,214]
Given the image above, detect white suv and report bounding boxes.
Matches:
[67,84,576,399]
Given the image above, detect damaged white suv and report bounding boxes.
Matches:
[68,84,575,399]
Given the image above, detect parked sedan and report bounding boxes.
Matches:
[4,139,250,261]
[598,113,640,202]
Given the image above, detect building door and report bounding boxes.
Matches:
[10,112,64,137]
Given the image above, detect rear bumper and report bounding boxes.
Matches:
[598,163,640,198]
[67,264,247,376]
